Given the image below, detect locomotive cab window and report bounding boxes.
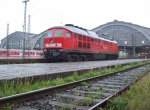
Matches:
[54,30,63,37]
[47,31,52,37]
[66,32,71,38]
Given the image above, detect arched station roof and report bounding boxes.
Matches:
[0,31,36,49]
[92,20,150,46]
[29,30,47,50]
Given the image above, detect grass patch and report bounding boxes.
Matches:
[107,72,150,110]
[0,103,14,110]
[80,81,87,86]
[86,92,101,99]
[76,98,92,106]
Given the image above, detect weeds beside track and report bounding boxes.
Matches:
[106,72,150,110]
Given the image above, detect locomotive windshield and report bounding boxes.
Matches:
[47,30,52,37]
[54,30,63,37]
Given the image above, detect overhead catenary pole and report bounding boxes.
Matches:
[132,34,136,58]
[28,15,31,33]
[124,41,127,58]
[27,15,31,57]
[22,0,30,58]
[6,23,9,57]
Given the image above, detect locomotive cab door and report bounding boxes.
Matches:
[63,31,74,50]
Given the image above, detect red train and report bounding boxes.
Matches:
[0,49,43,57]
[43,24,119,61]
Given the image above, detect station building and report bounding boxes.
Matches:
[0,20,150,58]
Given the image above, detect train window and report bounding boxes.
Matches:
[95,39,97,42]
[87,43,90,48]
[98,39,100,43]
[66,32,71,38]
[103,41,105,44]
[106,41,108,45]
[78,42,82,48]
[78,35,82,40]
[74,34,77,39]
[83,36,86,41]
[47,31,52,37]
[91,39,94,42]
[87,37,90,42]
[83,43,86,48]
[54,30,63,37]
[110,42,113,46]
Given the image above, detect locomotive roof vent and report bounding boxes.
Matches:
[65,24,91,36]
[65,24,74,26]
[65,24,87,31]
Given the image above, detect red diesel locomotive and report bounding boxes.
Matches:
[43,24,118,61]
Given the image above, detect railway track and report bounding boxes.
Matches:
[0,63,150,110]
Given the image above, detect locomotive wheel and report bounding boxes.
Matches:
[66,54,74,62]
[79,55,84,61]
[88,55,93,61]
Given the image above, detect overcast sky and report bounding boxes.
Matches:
[0,0,150,40]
